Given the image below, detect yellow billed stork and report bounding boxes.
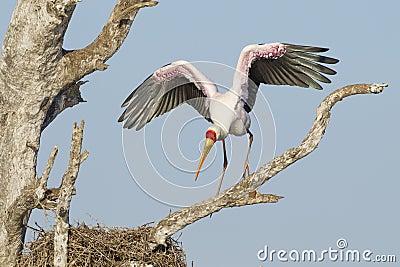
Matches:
[118,43,339,195]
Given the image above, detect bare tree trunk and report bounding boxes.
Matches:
[0,1,157,266]
[0,1,389,266]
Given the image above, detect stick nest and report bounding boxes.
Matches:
[18,223,186,267]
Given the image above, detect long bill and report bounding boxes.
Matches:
[194,137,215,181]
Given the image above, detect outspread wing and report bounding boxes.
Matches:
[234,43,339,112]
[118,60,218,130]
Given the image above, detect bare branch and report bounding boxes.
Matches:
[114,1,158,22]
[39,146,59,189]
[36,200,58,211]
[80,150,89,164]
[56,0,158,88]
[41,81,88,131]
[35,187,77,211]
[1,120,87,265]
[149,83,389,247]
[228,192,284,207]
[54,121,86,267]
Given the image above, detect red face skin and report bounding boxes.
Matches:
[206,130,217,143]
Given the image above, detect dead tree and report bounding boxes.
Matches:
[0,1,157,266]
[0,1,390,267]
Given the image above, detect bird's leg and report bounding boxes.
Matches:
[216,139,228,196]
[242,129,253,178]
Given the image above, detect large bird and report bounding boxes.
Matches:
[119,43,339,195]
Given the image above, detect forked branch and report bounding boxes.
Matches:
[5,122,88,265]
[56,0,158,88]
[54,121,87,267]
[149,83,389,247]
[45,1,157,129]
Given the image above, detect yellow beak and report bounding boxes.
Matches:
[194,137,215,181]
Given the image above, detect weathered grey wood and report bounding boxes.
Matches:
[149,83,389,247]
[54,121,86,267]
[0,0,390,266]
[0,1,157,266]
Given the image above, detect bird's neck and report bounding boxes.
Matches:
[213,123,228,140]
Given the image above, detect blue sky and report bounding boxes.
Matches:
[1,1,399,266]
